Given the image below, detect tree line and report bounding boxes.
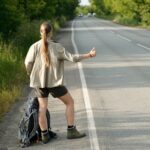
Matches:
[0,0,79,40]
[90,0,150,27]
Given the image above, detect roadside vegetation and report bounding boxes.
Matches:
[77,0,150,28]
[91,0,150,28]
[0,0,78,120]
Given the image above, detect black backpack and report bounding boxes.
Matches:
[18,97,52,148]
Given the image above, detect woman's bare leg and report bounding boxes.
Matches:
[58,92,74,126]
[38,97,48,131]
[58,92,86,139]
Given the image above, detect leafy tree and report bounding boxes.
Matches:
[0,0,22,39]
[91,0,150,26]
[138,0,150,25]
[0,0,80,39]
[53,0,79,19]
[17,0,46,20]
[91,0,106,15]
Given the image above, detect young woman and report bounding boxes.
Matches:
[25,21,96,144]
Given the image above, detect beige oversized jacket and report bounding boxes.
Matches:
[25,40,83,88]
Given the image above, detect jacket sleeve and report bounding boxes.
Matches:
[57,44,83,62]
[24,45,36,75]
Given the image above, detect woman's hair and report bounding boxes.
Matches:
[40,21,52,67]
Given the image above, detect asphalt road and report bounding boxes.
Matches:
[0,16,150,150]
[71,17,150,150]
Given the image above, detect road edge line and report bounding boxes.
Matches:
[71,20,100,150]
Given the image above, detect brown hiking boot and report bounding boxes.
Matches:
[67,126,86,139]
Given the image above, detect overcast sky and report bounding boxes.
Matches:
[80,0,90,6]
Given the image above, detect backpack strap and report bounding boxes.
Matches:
[28,109,39,140]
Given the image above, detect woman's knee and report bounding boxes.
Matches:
[59,93,74,106]
[38,97,48,112]
[67,98,74,107]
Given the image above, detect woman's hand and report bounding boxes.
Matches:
[80,47,96,60]
[89,47,96,58]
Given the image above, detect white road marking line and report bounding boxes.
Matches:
[61,27,143,31]
[137,43,150,51]
[71,20,100,150]
[117,34,132,42]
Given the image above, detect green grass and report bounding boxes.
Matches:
[0,42,27,119]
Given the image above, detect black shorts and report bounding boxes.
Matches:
[35,86,68,98]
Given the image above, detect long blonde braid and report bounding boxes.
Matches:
[40,22,52,67]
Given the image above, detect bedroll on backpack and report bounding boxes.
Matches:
[18,97,51,148]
